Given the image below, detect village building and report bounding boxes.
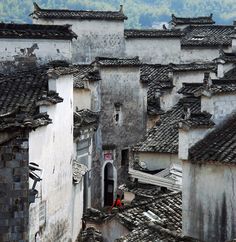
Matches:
[124,29,183,64]
[182,112,236,242]
[2,2,236,241]
[0,62,85,241]
[0,22,76,73]
[31,3,127,64]
[170,14,215,30]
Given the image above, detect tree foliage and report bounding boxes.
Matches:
[0,0,235,28]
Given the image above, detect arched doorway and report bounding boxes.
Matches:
[104,163,114,206]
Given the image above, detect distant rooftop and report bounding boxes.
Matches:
[93,57,141,67]
[181,25,234,47]
[31,2,127,21]
[124,29,184,39]
[171,14,215,25]
[0,22,77,40]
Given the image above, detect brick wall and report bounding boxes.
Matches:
[0,133,29,242]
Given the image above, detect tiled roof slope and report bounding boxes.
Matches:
[181,25,234,47]
[170,62,217,72]
[179,112,215,129]
[74,109,99,129]
[124,29,184,38]
[217,51,236,63]
[189,112,236,163]
[141,64,172,115]
[171,14,215,25]
[31,2,127,21]
[118,192,198,242]
[0,23,77,40]
[178,83,203,96]
[0,67,63,131]
[134,97,201,153]
[94,57,141,67]
[179,79,236,96]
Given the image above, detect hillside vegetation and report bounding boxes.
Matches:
[0,0,235,28]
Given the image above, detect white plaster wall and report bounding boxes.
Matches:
[181,47,231,63]
[74,89,91,111]
[34,18,125,63]
[125,38,181,64]
[160,71,217,111]
[28,75,81,241]
[201,94,236,125]
[138,152,180,171]
[0,38,71,67]
[72,179,84,242]
[178,128,212,160]
[173,71,217,92]
[182,161,236,242]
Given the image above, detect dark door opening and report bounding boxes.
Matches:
[104,163,114,206]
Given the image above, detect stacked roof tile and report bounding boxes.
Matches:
[217,51,236,63]
[141,64,172,115]
[181,25,234,47]
[94,57,141,67]
[118,192,186,242]
[31,3,127,21]
[134,97,201,153]
[171,14,215,25]
[189,112,236,164]
[179,112,215,129]
[0,23,77,40]
[0,67,63,131]
[170,62,217,72]
[74,109,99,129]
[124,29,184,38]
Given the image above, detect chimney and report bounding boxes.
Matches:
[119,5,124,14]
[203,72,212,88]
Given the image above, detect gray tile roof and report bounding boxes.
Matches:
[181,25,234,47]
[74,109,99,129]
[118,191,186,242]
[124,29,184,38]
[179,79,236,96]
[171,14,215,25]
[80,227,103,242]
[0,23,77,40]
[170,62,217,72]
[189,112,236,164]
[134,97,201,153]
[217,51,236,63]
[31,2,127,21]
[0,67,63,131]
[141,64,172,115]
[179,112,215,129]
[94,57,141,67]
[178,83,203,96]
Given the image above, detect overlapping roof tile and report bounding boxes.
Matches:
[179,112,215,129]
[124,29,184,39]
[189,112,236,164]
[94,57,141,67]
[181,25,234,47]
[134,97,201,153]
[171,14,215,25]
[0,67,63,131]
[117,191,188,242]
[0,23,77,40]
[31,3,127,21]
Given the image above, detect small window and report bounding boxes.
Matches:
[121,149,129,166]
[115,113,119,122]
